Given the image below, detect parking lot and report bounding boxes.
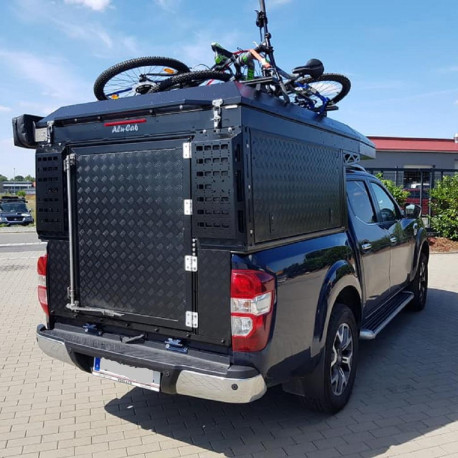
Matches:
[1,246,458,458]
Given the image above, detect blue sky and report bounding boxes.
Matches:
[1,0,457,177]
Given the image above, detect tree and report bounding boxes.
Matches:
[375,173,410,207]
[430,175,458,241]
[0,174,8,183]
[14,175,25,181]
[25,175,35,182]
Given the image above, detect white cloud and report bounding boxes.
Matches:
[180,30,244,68]
[268,0,293,7]
[153,0,182,13]
[53,19,115,49]
[0,106,12,112]
[0,138,36,177]
[358,80,405,91]
[361,89,458,106]
[13,0,140,58]
[0,49,91,105]
[438,65,458,73]
[17,101,60,117]
[64,0,111,11]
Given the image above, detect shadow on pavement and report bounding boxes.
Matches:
[105,288,458,457]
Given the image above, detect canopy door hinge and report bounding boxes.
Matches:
[185,311,198,328]
[184,255,198,272]
[212,98,224,129]
[184,199,193,215]
[183,142,192,159]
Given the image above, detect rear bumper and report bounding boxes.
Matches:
[36,325,266,404]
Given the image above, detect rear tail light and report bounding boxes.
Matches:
[37,254,49,317]
[231,270,276,352]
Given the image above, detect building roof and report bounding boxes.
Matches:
[368,136,458,153]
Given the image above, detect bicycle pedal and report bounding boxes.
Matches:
[326,104,339,111]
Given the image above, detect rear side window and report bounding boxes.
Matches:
[347,181,376,224]
[369,182,399,222]
[407,190,429,198]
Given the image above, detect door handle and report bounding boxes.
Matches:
[413,223,418,236]
[390,236,397,244]
[361,243,372,252]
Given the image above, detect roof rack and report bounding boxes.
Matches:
[344,151,360,165]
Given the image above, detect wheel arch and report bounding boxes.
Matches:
[311,260,362,357]
[410,230,430,282]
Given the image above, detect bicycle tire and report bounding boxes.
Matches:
[93,56,190,100]
[299,73,351,106]
[152,70,232,92]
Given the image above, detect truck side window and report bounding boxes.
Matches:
[369,182,399,222]
[347,181,376,224]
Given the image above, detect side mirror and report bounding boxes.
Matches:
[405,204,421,219]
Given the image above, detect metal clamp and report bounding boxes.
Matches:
[212,99,224,129]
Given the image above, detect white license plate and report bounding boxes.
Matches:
[92,357,161,391]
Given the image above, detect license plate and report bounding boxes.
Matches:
[92,357,161,391]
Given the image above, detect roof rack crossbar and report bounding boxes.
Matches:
[344,151,361,165]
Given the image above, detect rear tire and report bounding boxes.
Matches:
[301,303,358,413]
[297,73,351,107]
[408,252,428,311]
[152,70,232,92]
[93,57,190,100]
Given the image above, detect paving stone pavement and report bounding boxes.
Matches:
[1,250,458,458]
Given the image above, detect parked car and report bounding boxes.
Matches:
[405,188,430,215]
[0,196,34,226]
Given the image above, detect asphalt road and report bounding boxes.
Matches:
[0,226,46,253]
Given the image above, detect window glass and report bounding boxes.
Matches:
[347,181,376,224]
[407,190,429,198]
[370,182,398,222]
[0,203,28,213]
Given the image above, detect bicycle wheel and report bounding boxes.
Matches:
[93,57,190,100]
[152,70,232,92]
[297,73,351,108]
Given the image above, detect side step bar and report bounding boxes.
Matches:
[360,291,414,340]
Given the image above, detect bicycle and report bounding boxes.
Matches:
[93,0,351,113]
[148,1,350,113]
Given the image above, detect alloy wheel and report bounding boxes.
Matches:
[330,323,353,396]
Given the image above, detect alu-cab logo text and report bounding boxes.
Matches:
[111,124,139,134]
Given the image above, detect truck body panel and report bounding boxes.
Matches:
[14,81,428,410]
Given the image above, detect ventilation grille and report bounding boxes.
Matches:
[36,152,66,236]
[192,141,237,240]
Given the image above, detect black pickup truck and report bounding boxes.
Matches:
[13,82,428,413]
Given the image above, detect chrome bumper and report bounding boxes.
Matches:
[36,327,266,404]
[36,330,77,366]
[176,370,266,403]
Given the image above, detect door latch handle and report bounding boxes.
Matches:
[413,223,418,236]
[361,243,372,252]
[390,236,397,244]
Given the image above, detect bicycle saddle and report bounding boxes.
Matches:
[292,58,324,79]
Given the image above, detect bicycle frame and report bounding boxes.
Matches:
[212,44,331,115]
[210,0,290,102]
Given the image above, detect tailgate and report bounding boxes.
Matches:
[72,140,192,330]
